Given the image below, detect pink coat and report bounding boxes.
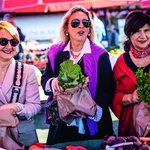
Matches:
[0,58,41,149]
[0,58,41,119]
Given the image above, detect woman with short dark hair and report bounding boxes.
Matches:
[112,10,150,137]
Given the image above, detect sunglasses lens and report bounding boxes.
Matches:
[71,19,80,28]
[0,38,19,47]
[10,39,19,47]
[0,38,8,46]
[82,19,91,28]
[71,19,90,28]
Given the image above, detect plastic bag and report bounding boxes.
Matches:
[133,101,150,137]
[55,84,97,124]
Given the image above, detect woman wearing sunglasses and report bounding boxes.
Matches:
[0,21,41,149]
[41,5,116,145]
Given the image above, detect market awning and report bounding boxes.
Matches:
[141,0,150,8]
[2,0,140,13]
[48,0,129,12]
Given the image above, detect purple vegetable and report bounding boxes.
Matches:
[112,136,127,145]
[137,143,150,150]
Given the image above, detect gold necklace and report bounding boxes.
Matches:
[70,50,82,59]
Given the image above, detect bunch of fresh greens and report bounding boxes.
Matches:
[58,60,86,89]
[135,67,150,105]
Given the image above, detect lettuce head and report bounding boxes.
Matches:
[58,60,86,89]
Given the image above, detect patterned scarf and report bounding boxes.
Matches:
[130,44,150,58]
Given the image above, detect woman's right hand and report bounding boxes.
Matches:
[132,90,141,103]
[52,78,64,92]
[122,90,141,106]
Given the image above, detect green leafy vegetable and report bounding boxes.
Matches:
[135,67,150,105]
[58,60,86,89]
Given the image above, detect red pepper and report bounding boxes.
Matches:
[66,145,87,150]
[29,142,47,150]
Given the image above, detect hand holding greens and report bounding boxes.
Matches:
[58,60,86,89]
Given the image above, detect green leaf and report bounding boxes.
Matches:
[135,66,150,105]
[58,60,86,89]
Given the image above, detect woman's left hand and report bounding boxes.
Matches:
[0,103,21,113]
[0,108,19,127]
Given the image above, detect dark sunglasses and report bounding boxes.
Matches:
[71,19,91,28]
[0,38,19,47]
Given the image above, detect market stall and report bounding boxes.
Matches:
[109,49,125,68]
[28,136,150,149]
[23,41,51,72]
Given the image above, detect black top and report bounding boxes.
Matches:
[42,50,116,145]
[124,52,150,74]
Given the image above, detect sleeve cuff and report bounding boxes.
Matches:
[88,105,103,122]
[45,78,54,92]
[16,103,24,115]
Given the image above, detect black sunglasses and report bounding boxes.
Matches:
[0,38,19,47]
[71,19,91,28]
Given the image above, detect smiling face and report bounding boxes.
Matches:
[0,29,18,61]
[130,24,150,51]
[67,11,90,44]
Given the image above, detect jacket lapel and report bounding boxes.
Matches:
[0,89,7,104]
[2,59,16,97]
[114,54,137,85]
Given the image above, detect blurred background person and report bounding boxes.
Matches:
[107,24,119,47]
[90,10,106,44]
[41,5,115,145]
[3,13,25,61]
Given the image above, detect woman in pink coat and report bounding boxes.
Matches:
[0,21,41,149]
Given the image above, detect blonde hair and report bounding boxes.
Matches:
[0,21,20,42]
[59,5,98,45]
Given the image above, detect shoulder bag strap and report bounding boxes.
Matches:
[10,61,24,103]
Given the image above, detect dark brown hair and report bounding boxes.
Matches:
[123,10,150,51]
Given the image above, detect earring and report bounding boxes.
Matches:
[66,32,69,36]
[88,33,90,36]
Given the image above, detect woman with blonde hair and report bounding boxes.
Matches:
[42,5,115,145]
[0,21,41,149]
